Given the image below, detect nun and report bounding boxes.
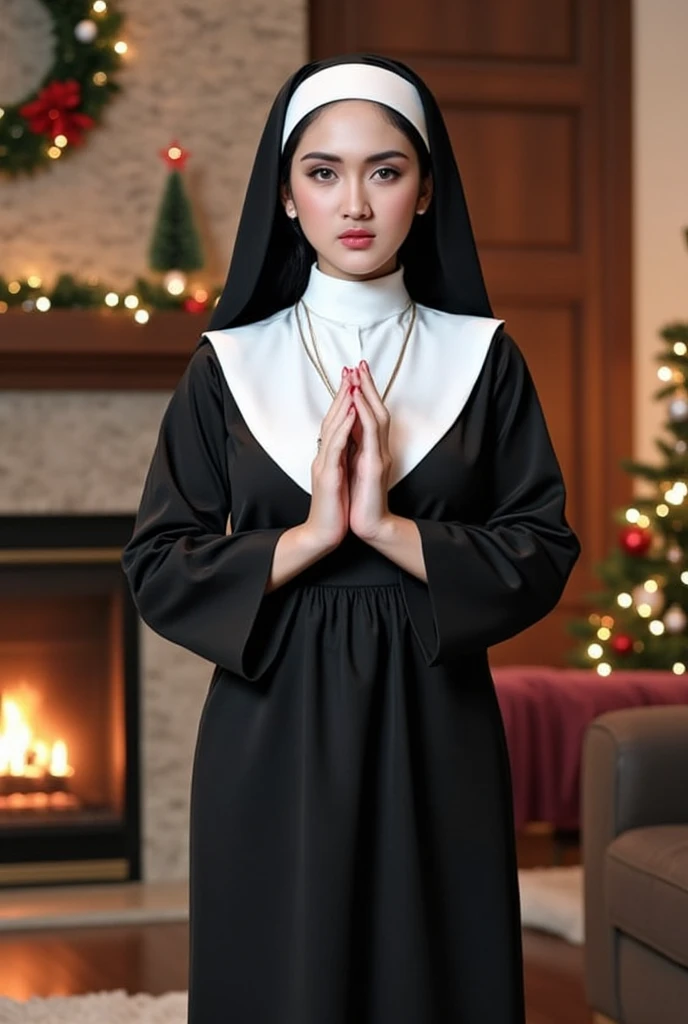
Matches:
[122,53,581,1024]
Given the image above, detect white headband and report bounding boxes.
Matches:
[281,63,429,153]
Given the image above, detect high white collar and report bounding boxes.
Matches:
[300,262,411,327]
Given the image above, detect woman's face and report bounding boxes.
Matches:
[282,100,432,282]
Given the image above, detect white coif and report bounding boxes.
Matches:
[281,63,430,152]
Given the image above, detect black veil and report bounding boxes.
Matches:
[203,54,493,334]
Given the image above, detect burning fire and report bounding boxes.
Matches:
[0,689,77,811]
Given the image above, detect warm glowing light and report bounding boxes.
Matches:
[0,302,8,313]
[93,1,108,11]
[617,593,633,609]
[649,620,665,636]
[194,288,209,303]
[601,615,615,628]
[35,297,51,312]
[50,741,69,777]
[657,504,670,517]
[587,643,603,659]
[637,604,652,618]
[47,146,62,160]
[114,40,128,54]
[134,309,150,324]
[657,366,673,382]
[27,275,42,288]
[682,571,688,585]
[644,579,658,593]
[164,271,186,295]
[597,627,611,641]
[8,281,21,294]
[625,508,640,523]
[0,694,73,781]
[673,662,686,675]
[636,514,651,528]
[0,109,5,119]
[674,342,688,356]
[597,663,612,677]
[104,292,119,307]
[93,72,108,86]
[124,294,140,309]
[54,135,68,148]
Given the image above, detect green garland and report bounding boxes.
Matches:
[0,273,222,316]
[0,0,125,177]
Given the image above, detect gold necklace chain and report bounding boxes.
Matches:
[295,299,417,407]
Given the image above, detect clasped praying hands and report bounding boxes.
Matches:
[346,362,394,541]
[307,360,395,549]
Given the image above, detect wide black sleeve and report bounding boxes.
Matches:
[400,329,581,666]
[121,343,290,679]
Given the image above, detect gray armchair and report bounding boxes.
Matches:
[582,705,688,1024]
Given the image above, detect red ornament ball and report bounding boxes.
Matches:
[611,633,634,655]
[183,297,206,314]
[619,525,652,556]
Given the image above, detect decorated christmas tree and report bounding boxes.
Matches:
[569,229,688,675]
[148,141,204,296]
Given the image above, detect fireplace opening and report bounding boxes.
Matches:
[0,516,140,888]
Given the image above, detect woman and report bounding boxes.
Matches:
[122,53,580,1024]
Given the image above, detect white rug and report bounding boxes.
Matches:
[0,990,187,1023]
[518,864,584,945]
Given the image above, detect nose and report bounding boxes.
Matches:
[341,178,371,220]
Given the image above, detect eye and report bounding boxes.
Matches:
[373,167,401,181]
[307,167,336,181]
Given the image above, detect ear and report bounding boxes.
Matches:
[416,171,434,215]
[280,183,297,219]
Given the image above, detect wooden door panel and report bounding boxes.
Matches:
[446,109,578,247]
[345,0,576,61]
[497,305,580,504]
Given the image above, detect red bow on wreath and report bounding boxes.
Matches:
[19,80,95,145]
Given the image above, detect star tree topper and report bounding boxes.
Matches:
[159,140,191,171]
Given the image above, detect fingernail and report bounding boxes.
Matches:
[361,360,369,373]
[342,367,348,379]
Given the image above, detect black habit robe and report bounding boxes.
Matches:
[121,263,580,1024]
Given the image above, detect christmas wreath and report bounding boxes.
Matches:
[0,0,126,177]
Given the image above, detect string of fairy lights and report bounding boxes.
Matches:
[0,271,219,324]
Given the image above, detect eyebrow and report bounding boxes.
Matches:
[299,150,410,163]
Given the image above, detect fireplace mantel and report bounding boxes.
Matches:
[0,310,205,389]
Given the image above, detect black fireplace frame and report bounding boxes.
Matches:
[0,514,140,887]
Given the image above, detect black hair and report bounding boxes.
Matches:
[276,101,433,304]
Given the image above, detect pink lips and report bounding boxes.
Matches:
[339,230,375,250]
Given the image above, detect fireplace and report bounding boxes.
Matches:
[0,515,140,888]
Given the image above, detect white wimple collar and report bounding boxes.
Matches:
[300,263,411,326]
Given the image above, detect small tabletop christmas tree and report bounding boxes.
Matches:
[148,140,204,297]
[569,229,688,676]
